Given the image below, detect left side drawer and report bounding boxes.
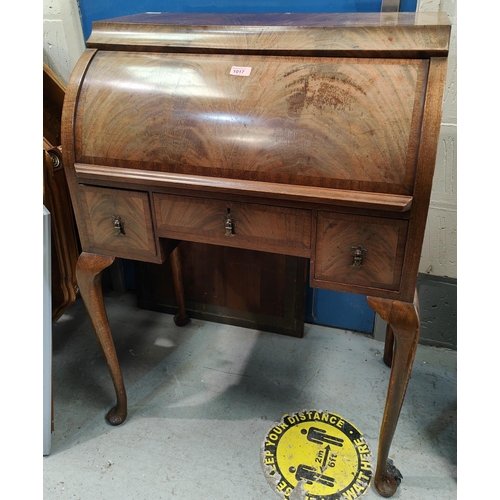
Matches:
[78,185,157,261]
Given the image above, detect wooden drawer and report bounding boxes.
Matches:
[313,212,408,292]
[79,185,157,261]
[153,194,311,257]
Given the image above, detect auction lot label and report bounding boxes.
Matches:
[261,411,372,500]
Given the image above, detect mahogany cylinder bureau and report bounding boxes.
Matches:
[61,12,451,498]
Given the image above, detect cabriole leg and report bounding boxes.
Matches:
[169,245,190,326]
[367,291,420,497]
[76,252,127,425]
[383,324,394,368]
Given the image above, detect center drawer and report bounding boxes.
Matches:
[153,193,312,257]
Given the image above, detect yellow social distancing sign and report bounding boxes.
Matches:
[261,411,372,499]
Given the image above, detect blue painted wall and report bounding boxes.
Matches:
[78,1,417,42]
[77,0,417,334]
[306,289,377,333]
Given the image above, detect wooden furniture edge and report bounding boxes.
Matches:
[74,164,413,212]
[61,49,98,250]
[398,57,449,302]
[87,12,450,57]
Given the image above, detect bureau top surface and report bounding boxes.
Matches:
[87,12,450,56]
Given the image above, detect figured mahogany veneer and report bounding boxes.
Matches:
[75,53,427,195]
[154,193,312,257]
[313,212,408,292]
[61,12,450,498]
[80,185,158,261]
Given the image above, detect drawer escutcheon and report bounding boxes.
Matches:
[223,208,236,237]
[112,215,125,236]
[351,245,367,268]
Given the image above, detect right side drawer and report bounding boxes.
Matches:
[313,212,408,292]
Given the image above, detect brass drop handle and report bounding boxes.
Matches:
[112,215,125,236]
[223,208,236,237]
[351,245,366,268]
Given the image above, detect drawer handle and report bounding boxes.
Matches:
[223,208,236,237]
[47,150,61,168]
[351,245,367,268]
[112,215,125,236]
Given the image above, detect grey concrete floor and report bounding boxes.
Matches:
[43,290,457,499]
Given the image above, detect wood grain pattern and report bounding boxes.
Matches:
[76,252,126,426]
[313,212,407,292]
[367,291,420,497]
[80,185,158,261]
[136,242,308,338]
[61,48,99,252]
[75,53,427,195]
[43,142,79,320]
[61,14,451,496]
[43,64,66,147]
[398,58,449,301]
[43,64,79,321]
[75,164,413,212]
[87,12,450,57]
[154,193,312,257]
